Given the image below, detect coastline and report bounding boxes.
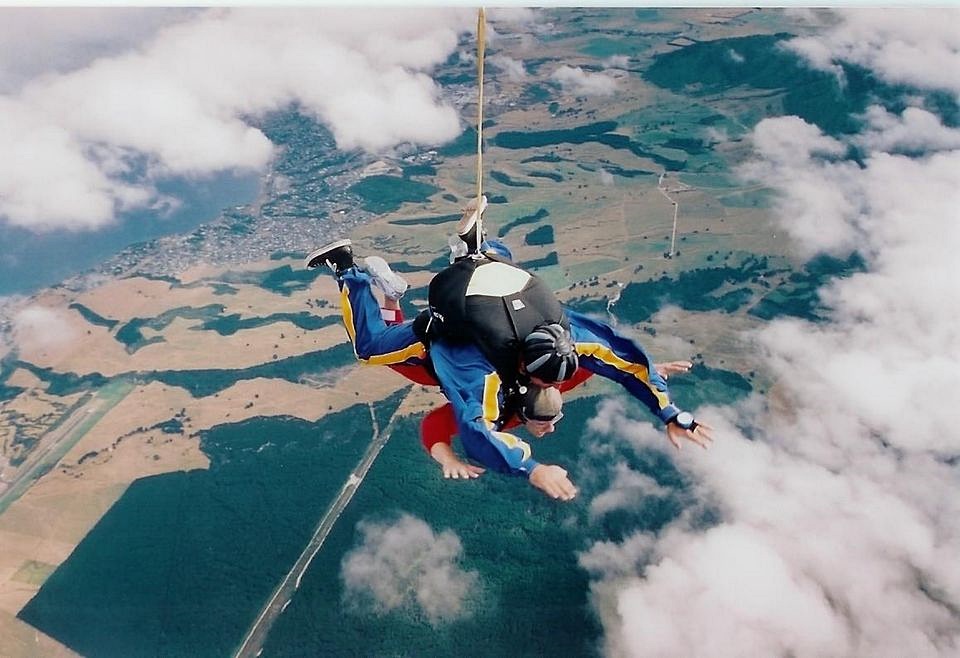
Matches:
[0,172,263,300]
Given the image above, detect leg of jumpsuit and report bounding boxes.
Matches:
[338,268,429,368]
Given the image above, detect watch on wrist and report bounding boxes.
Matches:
[671,411,697,431]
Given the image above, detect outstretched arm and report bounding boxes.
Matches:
[430,340,579,501]
[666,419,715,451]
[529,464,577,501]
[567,310,712,449]
[566,309,676,419]
[655,360,692,379]
[421,405,485,479]
[430,442,486,479]
[652,360,715,450]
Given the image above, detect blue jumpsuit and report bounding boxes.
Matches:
[337,266,680,479]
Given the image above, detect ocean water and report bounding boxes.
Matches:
[0,173,260,297]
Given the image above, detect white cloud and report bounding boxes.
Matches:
[341,513,479,625]
[0,295,25,358]
[589,462,670,521]
[856,106,960,153]
[579,530,656,582]
[581,9,960,658]
[786,9,960,96]
[485,7,542,49]
[0,8,472,232]
[726,48,745,64]
[583,401,960,658]
[0,7,196,93]
[703,126,729,145]
[486,7,539,27]
[0,97,159,232]
[603,55,631,70]
[784,36,847,88]
[489,54,527,82]
[12,305,78,350]
[551,65,617,97]
[615,524,850,658]
[736,116,862,255]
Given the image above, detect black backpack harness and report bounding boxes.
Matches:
[413,253,569,424]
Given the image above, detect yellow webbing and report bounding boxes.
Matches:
[474,8,486,253]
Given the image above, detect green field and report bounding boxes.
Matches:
[18,402,387,658]
[0,378,135,515]
[348,175,440,214]
[12,561,57,586]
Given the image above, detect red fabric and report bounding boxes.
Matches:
[389,363,440,387]
[384,307,405,325]
[561,366,593,392]
[420,404,458,453]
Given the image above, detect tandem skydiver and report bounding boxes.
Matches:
[305,233,583,499]
[305,196,713,500]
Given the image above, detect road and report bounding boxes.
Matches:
[1,396,99,514]
[0,379,134,515]
[233,401,397,658]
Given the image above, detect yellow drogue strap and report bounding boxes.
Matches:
[474,7,486,254]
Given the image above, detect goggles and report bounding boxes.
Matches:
[520,411,564,424]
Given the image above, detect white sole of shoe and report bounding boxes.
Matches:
[305,238,352,270]
[456,196,488,237]
[363,256,408,300]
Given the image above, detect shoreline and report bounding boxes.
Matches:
[0,172,264,301]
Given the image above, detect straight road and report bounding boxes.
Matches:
[0,379,133,515]
[234,401,398,658]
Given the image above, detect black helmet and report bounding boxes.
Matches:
[522,323,578,383]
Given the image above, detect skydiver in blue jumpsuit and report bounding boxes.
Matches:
[306,199,713,501]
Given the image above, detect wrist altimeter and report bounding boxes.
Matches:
[669,411,698,431]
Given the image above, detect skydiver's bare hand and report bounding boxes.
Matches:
[529,464,578,501]
[430,442,485,479]
[655,360,693,380]
[441,459,486,480]
[665,420,715,451]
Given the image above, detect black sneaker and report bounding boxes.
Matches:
[305,239,354,274]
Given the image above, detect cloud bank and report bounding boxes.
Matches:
[787,9,960,96]
[341,513,479,625]
[0,8,472,232]
[0,7,196,93]
[581,9,960,658]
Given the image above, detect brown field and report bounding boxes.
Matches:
[0,611,77,658]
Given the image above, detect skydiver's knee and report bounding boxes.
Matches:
[352,340,379,361]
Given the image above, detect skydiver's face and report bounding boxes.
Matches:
[525,412,563,438]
